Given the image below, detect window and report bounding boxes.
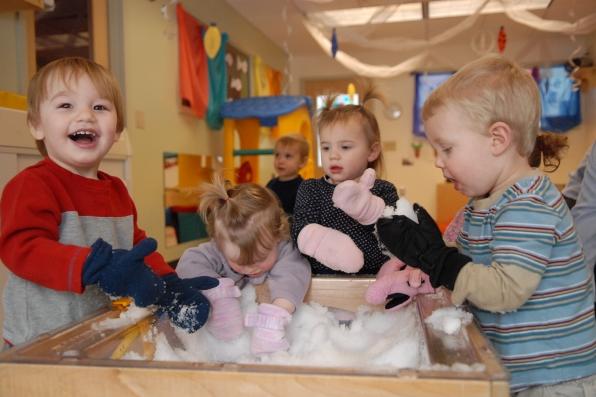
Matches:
[412,71,453,137]
[28,0,108,72]
[536,64,581,133]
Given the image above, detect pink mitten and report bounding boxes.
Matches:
[297,224,364,273]
[244,303,292,355]
[332,168,385,225]
[443,207,465,244]
[366,260,418,310]
[365,261,435,311]
[202,278,244,341]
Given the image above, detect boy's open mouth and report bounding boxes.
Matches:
[69,130,97,143]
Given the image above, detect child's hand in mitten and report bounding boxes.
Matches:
[377,204,471,289]
[157,273,218,332]
[297,224,363,273]
[245,303,292,355]
[365,259,418,310]
[202,278,244,341]
[332,168,385,225]
[365,260,434,311]
[82,238,166,307]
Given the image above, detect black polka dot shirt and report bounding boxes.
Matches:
[291,176,398,275]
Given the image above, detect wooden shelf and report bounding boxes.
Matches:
[0,0,43,13]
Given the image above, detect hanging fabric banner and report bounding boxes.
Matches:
[226,45,250,101]
[176,4,208,118]
[251,55,271,96]
[206,32,229,130]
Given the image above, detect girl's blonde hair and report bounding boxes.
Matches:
[27,57,125,156]
[199,177,289,266]
[316,88,384,174]
[422,54,540,157]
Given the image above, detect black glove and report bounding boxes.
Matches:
[377,204,471,289]
[157,273,219,333]
[83,238,166,307]
[376,203,441,265]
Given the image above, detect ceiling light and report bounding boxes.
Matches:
[308,0,550,27]
[309,3,422,27]
[430,0,550,19]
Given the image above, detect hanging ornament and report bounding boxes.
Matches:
[470,30,495,55]
[411,141,423,158]
[497,26,507,54]
[204,24,222,59]
[331,28,338,58]
[384,103,402,120]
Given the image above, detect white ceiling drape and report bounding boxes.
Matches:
[302,0,596,78]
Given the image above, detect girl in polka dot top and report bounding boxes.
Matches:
[290,93,393,275]
[291,91,432,310]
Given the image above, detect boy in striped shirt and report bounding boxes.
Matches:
[377,54,596,395]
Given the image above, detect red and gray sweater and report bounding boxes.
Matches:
[0,158,173,345]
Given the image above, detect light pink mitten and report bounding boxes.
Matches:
[297,224,364,273]
[332,168,385,225]
[365,260,418,310]
[365,261,435,311]
[245,303,292,355]
[202,277,244,341]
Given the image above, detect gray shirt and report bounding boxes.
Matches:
[568,142,596,302]
[176,240,311,308]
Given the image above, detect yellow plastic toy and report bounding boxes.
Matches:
[221,96,315,184]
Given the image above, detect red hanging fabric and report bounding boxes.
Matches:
[176,4,208,118]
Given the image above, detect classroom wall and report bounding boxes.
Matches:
[290,31,596,216]
[119,0,287,261]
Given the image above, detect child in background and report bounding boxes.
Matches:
[0,57,217,348]
[266,133,309,217]
[291,92,431,310]
[377,54,596,395]
[176,179,311,354]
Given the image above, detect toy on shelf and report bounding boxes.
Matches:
[220,95,315,184]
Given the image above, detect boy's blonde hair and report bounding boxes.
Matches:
[316,89,384,173]
[27,57,125,156]
[275,133,309,161]
[199,177,289,266]
[422,54,540,157]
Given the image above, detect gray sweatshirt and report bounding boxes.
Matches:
[176,240,311,308]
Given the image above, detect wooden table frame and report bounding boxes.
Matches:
[0,277,509,397]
